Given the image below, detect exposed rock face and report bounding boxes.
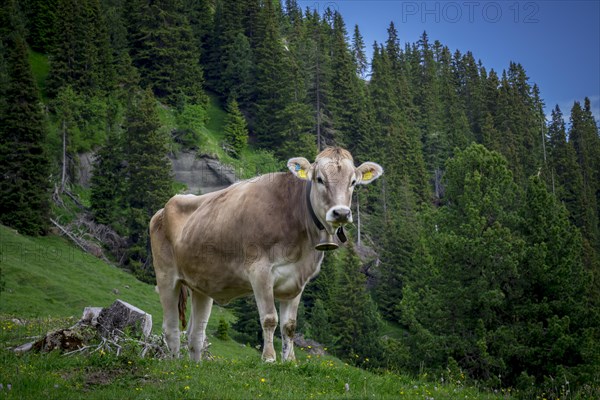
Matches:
[76,151,237,194]
[170,152,237,194]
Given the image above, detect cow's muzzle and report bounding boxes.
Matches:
[326,206,352,225]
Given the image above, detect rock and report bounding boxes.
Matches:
[97,299,152,339]
[170,151,237,194]
[293,334,326,356]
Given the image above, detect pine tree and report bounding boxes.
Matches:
[303,9,333,152]
[0,31,51,235]
[215,318,230,341]
[90,98,126,229]
[183,0,213,61]
[47,0,114,95]
[221,32,254,106]
[329,245,383,364]
[302,251,338,343]
[223,98,249,158]
[23,0,57,52]
[328,12,368,151]
[127,0,206,106]
[410,144,524,382]
[203,0,244,93]
[230,296,262,347]
[569,100,600,252]
[123,88,174,280]
[103,2,139,92]
[505,176,595,388]
[351,24,367,79]
[252,0,292,149]
[546,105,585,224]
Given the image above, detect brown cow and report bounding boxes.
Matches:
[150,147,382,362]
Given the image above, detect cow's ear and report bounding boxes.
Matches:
[287,157,312,180]
[356,162,383,184]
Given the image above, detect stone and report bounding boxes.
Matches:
[293,334,326,356]
[97,299,152,339]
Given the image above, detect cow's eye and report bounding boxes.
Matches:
[317,177,324,185]
[351,179,356,187]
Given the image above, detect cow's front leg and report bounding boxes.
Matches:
[280,293,302,362]
[250,271,278,362]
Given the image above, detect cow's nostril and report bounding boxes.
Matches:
[327,206,352,224]
[333,208,350,219]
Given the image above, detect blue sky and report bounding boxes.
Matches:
[299,1,600,123]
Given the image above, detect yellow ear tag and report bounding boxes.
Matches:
[363,170,373,181]
[298,169,307,179]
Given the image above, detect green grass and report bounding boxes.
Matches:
[0,224,232,334]
[0,225,512,399]
[0,336,508,400]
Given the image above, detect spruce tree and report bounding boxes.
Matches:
[23,0,57,52]
[123,88,174,280]
[223,98,249,158]
[410,144,524,382]
[351,24,367,79]
[221,32,254,106]
[546,105,585,224]
[569,100,600,252]
[90,98,126,229]
[47,0,113,95]
[328,12,368,151]
[203,0,244,94]
[329,245,383,365]
[230,296,262,347]
[506,176,594,389]
[0,33,51,235]
[127,0,206,106]
[252,0,291,150]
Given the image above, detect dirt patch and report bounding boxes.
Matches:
[84,368,126,387]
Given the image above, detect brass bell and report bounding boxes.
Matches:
[315,230,338,251]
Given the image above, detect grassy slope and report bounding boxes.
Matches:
[0,228,508,400]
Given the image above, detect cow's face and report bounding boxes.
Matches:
[288,148,383,234]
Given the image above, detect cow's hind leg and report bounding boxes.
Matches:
[280,293,302,362]
[150,210,182,357]
[156,281,182,357]
[188,290,213,362]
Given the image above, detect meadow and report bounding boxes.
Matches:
[0,225,511,399]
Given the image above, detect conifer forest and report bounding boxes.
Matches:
[1,0,599,397]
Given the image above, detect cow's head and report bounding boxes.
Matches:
[287,148,383,237]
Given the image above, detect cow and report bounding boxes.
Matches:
[149,147,383,362]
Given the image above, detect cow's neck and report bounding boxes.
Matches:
[305,180,325,231]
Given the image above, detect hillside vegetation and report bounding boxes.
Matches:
[1,225,508,400]
[1,1,599,398]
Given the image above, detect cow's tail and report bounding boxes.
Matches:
[179,284,188,330]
